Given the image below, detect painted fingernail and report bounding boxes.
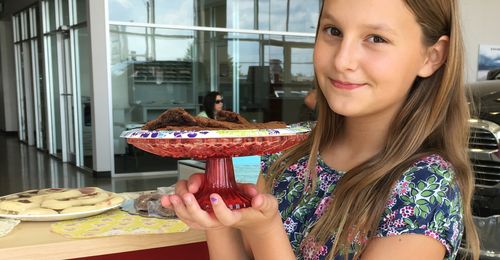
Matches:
[210,196,218,205]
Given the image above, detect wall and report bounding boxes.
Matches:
[0,20,18,132]
[460,0,500,83]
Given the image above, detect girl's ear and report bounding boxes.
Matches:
[417,35,449,78]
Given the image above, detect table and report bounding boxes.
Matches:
[0,220,206,259]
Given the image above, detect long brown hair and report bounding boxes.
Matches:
[265,0,480,259]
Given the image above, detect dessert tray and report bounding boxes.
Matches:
[122,125,311,211]
[0,188,124,221]
[120,125,311,159]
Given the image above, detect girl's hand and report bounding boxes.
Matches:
[210,192,281,236]
[160,173,261,230]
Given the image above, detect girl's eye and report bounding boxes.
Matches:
[325,26,342,37]
[367,35,387,43]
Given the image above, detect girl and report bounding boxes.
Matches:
[198,91,224,119]
[162,0,480,259]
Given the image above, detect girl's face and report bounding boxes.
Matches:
[314,0,430,121]
[214,95,223,112]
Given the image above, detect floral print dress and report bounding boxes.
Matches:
[261,153,463,260]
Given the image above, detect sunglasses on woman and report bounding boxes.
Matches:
[215,99,223,104]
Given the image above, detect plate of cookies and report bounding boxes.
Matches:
[0,187,125,221]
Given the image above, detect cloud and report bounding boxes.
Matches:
[113,0,134,9]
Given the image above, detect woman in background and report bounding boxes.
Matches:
[197,91,223,119]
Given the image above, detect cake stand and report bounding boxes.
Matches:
[121,126,310,211]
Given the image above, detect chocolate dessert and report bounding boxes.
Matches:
[142,108,287,130]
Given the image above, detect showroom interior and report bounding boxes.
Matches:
[0,0,498,258]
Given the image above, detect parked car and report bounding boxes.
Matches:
[468,79,500,216]
[463,79,500,259]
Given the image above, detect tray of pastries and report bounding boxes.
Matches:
[0,187,124,221]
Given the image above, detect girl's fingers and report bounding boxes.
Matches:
[170,194,194,222]
[175,180,189,196]
[237,183,258,198]
[210,193,242,226]
[187,173,205,194]
[252,194,278,218]
[181,193,222,229]
[160,195,172,208]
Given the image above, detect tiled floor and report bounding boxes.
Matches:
[0,132,177,197]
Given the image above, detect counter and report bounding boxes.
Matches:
[0,220,206,259]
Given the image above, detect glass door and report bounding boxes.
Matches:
[43,0,84,166]
[55,25,80,164]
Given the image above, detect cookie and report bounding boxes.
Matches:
[0,199,40,213]
[96,196,124,208]
[20,207,58,215]
[74,192,109,205]
[41,199,79,210]
[44,189,83,200]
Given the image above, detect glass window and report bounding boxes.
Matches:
[30,8,38,37]
[108,0,149,23]
[227,1,255,29]
[13,15,20,42]
[110,25,197,173]
[21,12,28,40]
[287,0,320,33]
[74,27,93,168]
[266,0,319,33]
[61,0,70,25]
[107,0,320,33]
[73,0,87,23]
[46,0,57,31]
[154,1,194,25]
[108,1,319,174]
[46,34,62,155]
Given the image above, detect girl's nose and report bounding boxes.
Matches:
[333,39,359,72]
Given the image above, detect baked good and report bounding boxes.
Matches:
[44,189,83,200]
[142,108,287,131]
[73,192,110,205]
[134,193,163,211]
[133,193,175,218]
[0,199,40,213]
[0,188,124,215]
[41,199,80,210]
[20,208,58,215]
[96,196,125,207]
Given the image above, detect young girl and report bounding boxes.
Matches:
[162,0,480,259]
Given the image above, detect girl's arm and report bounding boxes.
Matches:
[162,175,253,260]
[361,234,445,260]
[239,174,296,260]
[206,228,251,260]
[241,211,295,260]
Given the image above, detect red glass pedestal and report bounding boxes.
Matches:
[195,157,251,211]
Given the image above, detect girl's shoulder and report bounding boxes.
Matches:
[402,153,457,184]
[377,154,463,259]
[260,152,310,176]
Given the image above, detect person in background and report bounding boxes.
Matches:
[197,91,223,119]
[162,0,480,259]
[300,87,318,122]
[304,88,317,111]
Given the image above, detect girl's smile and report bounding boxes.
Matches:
[330,79,366,90]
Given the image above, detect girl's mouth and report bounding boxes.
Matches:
[331,79,366,90]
